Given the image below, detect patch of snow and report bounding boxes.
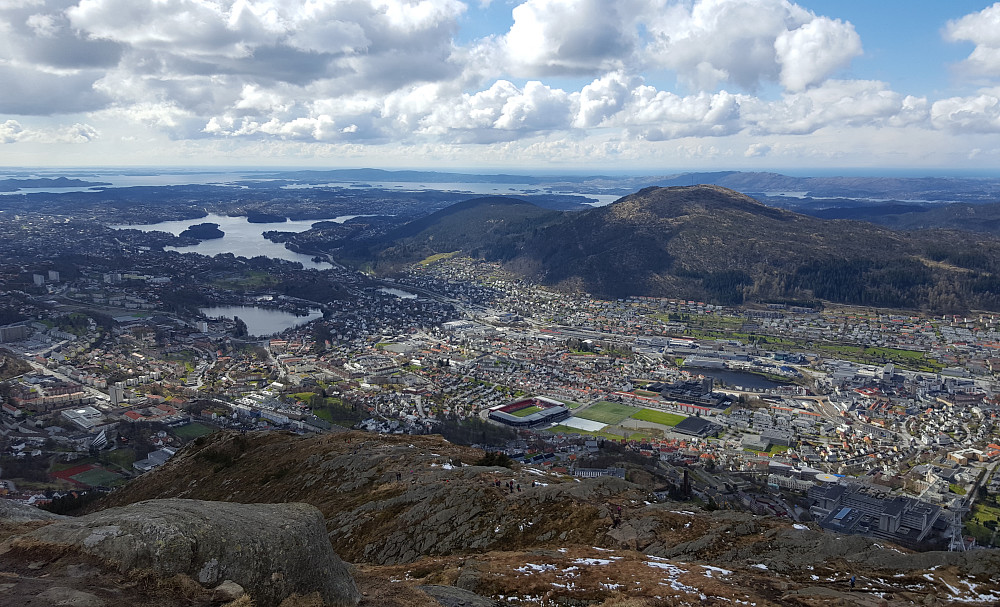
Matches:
[792,524,808,530]
[649,561,698,595]
[515,563,557,573]
[647,561,686,573]
[572,558,614,566]
[751,564,768,570]
[671,510,697,515]
[441,463,454,470]
[600,583,622,590]
[702,565,732,578]
[946,583,1000,605]
[810,575,819,581]
[943,581,962,595]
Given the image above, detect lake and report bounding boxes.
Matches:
[688,367,789,390]
[113,213,365,270]
[200,305,323,337]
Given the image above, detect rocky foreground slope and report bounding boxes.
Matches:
[3,430,999,606]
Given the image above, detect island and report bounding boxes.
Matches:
[0,177,112,192]
[179,222,225,240]
[246,211,288,224]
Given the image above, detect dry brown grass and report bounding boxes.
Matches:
[360,545,770,606]
[277,592,325,607]
[222,596,255,607]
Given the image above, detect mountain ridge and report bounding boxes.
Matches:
[344,185,1000,312]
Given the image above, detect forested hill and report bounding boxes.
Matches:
[347,185,1000,313]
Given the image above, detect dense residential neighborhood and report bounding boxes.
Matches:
[2,249,999,550]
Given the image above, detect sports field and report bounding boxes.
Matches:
[172,422,216,439]
[631,409,686,426]
[51,463,123,487]
[71,467,122,487]
[574,401,641,425]
[510,405,543,417]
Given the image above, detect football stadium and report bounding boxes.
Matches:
[487,396,571,428]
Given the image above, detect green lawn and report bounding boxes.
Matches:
[631,409,686,426]
[574,401,641,425]
[554,398,584,409]
[546,424,648,442]
[172,423,216,440]
[419,251,460,266]
[104,448,136,469]
[814,344,943,372]
[966,501,1000,546]
[510,405,543,417]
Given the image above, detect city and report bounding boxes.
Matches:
[6,1,1000,603]
[3,240,998,552]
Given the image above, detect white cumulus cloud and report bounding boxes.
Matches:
[623,87,745,140]
[945,2,1000,77]
[0,120,25,143]
[0,119,99,143]
[774,16,861,91]
[502,0,636,76]
[644,0,806,91]
[745,79,905,135]
[931,89,1000,133]
[573,72,636,128]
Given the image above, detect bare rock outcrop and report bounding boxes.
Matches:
[0,499,67,523]
[12,498,359,607]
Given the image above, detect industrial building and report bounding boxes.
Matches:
[809,483,945,549]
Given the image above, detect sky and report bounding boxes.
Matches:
[2,0,1000,173]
